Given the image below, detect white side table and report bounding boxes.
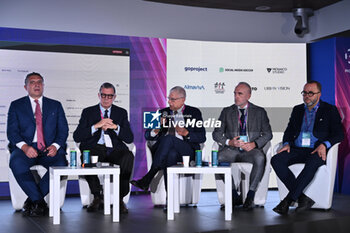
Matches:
[167,166,232,221]
[49,166,120,224]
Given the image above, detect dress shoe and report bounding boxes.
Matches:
[220,194,243,210]
[273,198,291,215]
[87,196,103,212]
[120,201,128,214]
[31,200,48,217]
[295,195,315,213]
[22,198,33,217]
[242,197,254,211]
[130,179,149,191]
[234,194,243,206]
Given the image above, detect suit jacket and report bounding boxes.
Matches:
[7,96,68,153]
[73,104,133,151]
[212,102,272,150]
[283,100,344,148]
[145,105,206,151]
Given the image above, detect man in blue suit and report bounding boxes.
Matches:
[131,86,206,191]
[7,72,68,217]
[271,81,344,215]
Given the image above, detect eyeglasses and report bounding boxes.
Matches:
[167,97,184,102]
[301,91,320,97]
[28,80,43,85]
[100,93,115,99]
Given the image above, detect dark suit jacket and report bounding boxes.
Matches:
[212,102,272,150]
[145,105,206,152]
[7,96,68,153]
[73,104,133,151]
[283,100,344,148]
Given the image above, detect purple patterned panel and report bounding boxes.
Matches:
[335,37,350,194]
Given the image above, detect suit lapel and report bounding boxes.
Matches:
[24,96,36,124]
[230,105,239,136]
[247,104,254,138]
[42,97,49,123]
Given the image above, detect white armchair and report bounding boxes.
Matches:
[215,141,272,206]
[274,142,340,209]
[145,141,202,206]
[7,148,68,211]
[78,143,136,207]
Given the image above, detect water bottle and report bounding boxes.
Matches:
[195,150,202,167]
[83,150,90,165]
[70,150,77,167]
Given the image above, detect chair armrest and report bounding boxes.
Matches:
[145,141,153,170]
[325,143,340,170]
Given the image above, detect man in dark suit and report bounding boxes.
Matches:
[73,82,134,214]
[271,81,344,215]
[7,72,69,217]
[213,82,272,210]
[131,86,206,191]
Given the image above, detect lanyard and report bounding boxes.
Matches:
[100,109,109,119]
[304,103,319,131]
[238,103,249,132]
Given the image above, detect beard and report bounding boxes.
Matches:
[305,98,317,107]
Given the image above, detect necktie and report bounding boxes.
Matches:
[104,109,109,119]
[168,111,177,135]
[239,109,246,135]
[34,100,45,150]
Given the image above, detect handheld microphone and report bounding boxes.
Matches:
[82,162,111,168]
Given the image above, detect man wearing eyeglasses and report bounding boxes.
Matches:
[7,72,68,217]
[131,86,206,193]
[73,82,134,214]
[271,80,344,215]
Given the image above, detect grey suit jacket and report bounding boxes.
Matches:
[212,102,272,150]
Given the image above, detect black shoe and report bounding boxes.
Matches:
[87,196,103,212]
[22,198,33,217]
[273,198,291,215]
[295,195,315,213]
[130,179,149,191]
[120,201,128,214]
[242,197,254,211]
[31,200,48,217]
[234,194,243,206]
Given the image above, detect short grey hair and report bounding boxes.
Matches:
[99,82,116,94]
[170,86,186,98]
[237,82,252,94]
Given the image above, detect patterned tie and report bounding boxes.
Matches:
[104,109,109,119]
[34,100,45,150]
[239,109,246,135]
[168,111,177,135]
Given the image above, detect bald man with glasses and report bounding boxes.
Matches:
[271,81,344,215]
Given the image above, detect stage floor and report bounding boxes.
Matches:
[1,191,350,233]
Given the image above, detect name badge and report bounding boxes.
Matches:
[104,134,113,148]
[301,132,311,147]
[239,135,248,143]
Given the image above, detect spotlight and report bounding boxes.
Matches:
[292,8,314,37]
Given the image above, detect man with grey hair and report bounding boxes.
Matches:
[73,82,134,214]
[131,86,206,191]
[213,82,272,210]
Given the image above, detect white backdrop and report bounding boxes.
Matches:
[167,39,307,188]
[0,47,130,181]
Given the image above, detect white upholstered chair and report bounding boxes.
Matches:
[7,148,68,210]
[274,142,340,209]
[78,143,136,206]
[215,141,272,206]
[145,141,203,206]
